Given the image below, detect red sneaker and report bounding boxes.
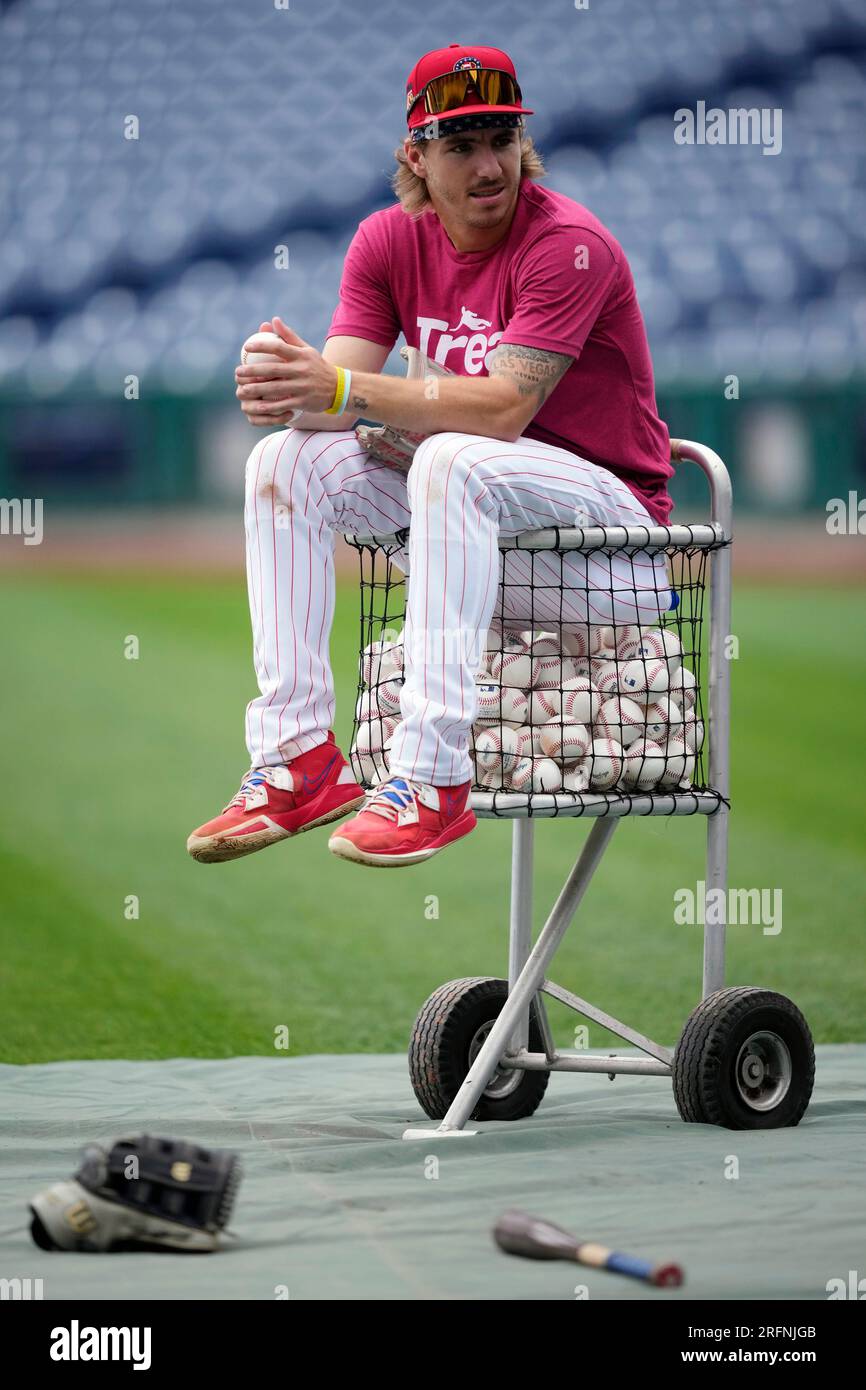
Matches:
[327,776,476,868]
[187,733,365,863]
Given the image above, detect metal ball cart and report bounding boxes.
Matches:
[345,440,815,1138]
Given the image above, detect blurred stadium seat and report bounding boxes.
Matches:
[0,0,864,520]
[0,0,864,392]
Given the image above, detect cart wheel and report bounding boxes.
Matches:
[672,986,815,1130]
[408,977,550,1122]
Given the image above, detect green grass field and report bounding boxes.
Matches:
[2,573,864,1063]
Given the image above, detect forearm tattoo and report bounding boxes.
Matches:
[488,343,573,412]
[351,394,369,410]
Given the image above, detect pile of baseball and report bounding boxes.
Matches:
[351,623,703,795]
[350,634,407,786]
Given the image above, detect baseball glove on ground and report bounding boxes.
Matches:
[29,1133,241,1252]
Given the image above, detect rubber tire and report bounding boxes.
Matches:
[408,976,550,1122]
[672,986,815,1130]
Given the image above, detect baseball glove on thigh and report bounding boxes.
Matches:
[355,346,455,472]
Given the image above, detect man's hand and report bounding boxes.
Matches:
[235,316,339,427]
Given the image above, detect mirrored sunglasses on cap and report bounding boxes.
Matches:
[409,68,523,119]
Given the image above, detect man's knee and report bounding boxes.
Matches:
[245,430,291,499]
[244,427,333,503]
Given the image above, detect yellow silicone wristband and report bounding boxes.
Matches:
[324,366,345,414]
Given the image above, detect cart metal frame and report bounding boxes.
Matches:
[348,440,733,1139]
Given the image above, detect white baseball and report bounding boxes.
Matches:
[587,736,624,789]
[375,677,404,715]
[593,660,623,698]
[614,625,642,656]
[500,688,530,723]
[637,627,683,673]
[622,738,667,790]
[618,657,670,697]
[474,680,502,721]
[481,627,524,674]
[588,658,611,687]
[588,625,615,656]
[658,747,696,789]
[532,651,577,690]
[649,695,684,738]
[617,638,643,664]
[352,748,389,785]
[242,330,287,364]
[355,716,397,756]
[531,757,563,792]
[513,725,544,758]
[379,641,404,681]
[680,716,705,754]
[529,687,561,724]
[539,720,590,763]
[508,756,533,792]
[474,725,520,776]
[562,764,590,793]
[473,762,504,790]
[642,700,671,743]
[511,755,562,793]
[561,624,590,659]
[489,649,536,690]
[669,666,697,711]
[523,633,558,656]
[520,634,572,689]
[596,696,646,748]
[361,639,384,687]
[484,622,504,654]
[355,689,384,721]
[561,676,601,726]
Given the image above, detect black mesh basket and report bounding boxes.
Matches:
[344,524,729,819]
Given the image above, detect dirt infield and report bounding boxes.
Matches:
[0,508,863,582]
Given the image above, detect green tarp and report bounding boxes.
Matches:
[1,1048,862,1300]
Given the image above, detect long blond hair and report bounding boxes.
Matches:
[391,123,547,218]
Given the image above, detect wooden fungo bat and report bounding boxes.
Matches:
[493,1209,684,1288]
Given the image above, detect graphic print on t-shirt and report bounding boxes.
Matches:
[452,306,493,332]
[418,306,503,373]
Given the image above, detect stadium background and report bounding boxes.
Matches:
[1,0,864,1065]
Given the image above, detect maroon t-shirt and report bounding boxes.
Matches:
[327,174,673,524]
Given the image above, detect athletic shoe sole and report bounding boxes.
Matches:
[327,812,477,868]
[187,790,366,864]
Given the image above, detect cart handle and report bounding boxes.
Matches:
[669,439,732,540]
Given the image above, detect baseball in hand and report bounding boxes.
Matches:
[241,331,303,423]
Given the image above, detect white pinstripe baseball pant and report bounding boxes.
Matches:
[244,427,672,784]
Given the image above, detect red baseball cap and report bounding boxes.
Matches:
[406,43,533,134]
